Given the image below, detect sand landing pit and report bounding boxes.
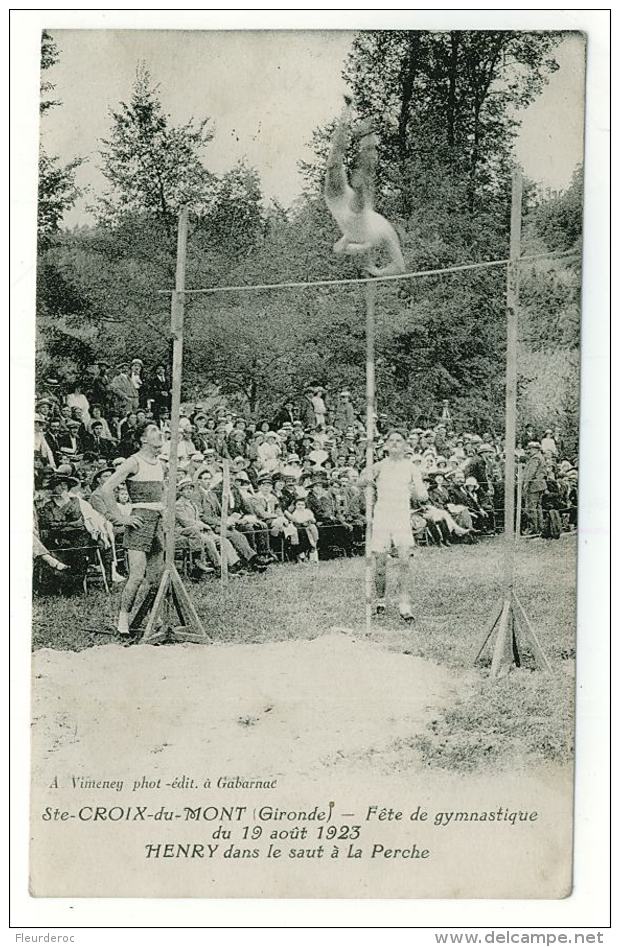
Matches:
[31,631,457,778]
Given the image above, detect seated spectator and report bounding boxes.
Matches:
[194,467,267,573]
[253,473,303,556]
[257,431,281,471]
[280,452,303,482]
[34,413,57,471]
[44,417,68,467]
[58,403,73,430]
[290,494,319,562]
[82,420,115,460]
[175,477,241,576]
[87,404,114,440]
[58,419,84,462]
[70,406,88,439]
[464,476,491,531]
[307,469,353,557]
[232,471,275,561]
[37,473,92,589]
[227,418,248,457]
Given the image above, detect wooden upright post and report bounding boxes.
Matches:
[473,170,550,676]
[502,168,522,605]
[138,208,209,645]
[165,206,189,569]
[364,281,377,633]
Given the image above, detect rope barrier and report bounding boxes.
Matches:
[156,249,580,296]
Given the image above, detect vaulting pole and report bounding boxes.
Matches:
[164,206,190,570]
[364,281,377,634]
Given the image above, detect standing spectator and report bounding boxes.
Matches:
[65,379,91,428]
[541,429,558,459]
[334,389,356,431]
[118,413,140,458]
[129,358,146,408]
[541,472,563,540]
[298,386,316,430]
[434,424,449,457]
[272,400,296,430]
[110,364,140,416]
[147,364,171,420]
[521,441,547,536]
[312,386,328,430]
[87,361,113,416]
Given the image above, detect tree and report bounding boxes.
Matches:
[37,30,83,248]
[97,63,215,235]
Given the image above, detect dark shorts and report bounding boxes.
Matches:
[124,510,164,555]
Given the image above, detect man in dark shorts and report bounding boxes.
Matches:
[100,422,165,635]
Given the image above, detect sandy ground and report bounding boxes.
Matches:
[30,631,573,898]
[31,631,460,778]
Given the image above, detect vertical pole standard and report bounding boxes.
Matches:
[364,281,377,633]
[502,169,522,601]
[515,461,523,542]
[164,207,190,571]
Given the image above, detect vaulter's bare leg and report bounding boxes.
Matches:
[324,97,353,203]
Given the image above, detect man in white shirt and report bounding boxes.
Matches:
[541,429,557,458]
[364,429,428,621]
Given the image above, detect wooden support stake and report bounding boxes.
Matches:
[512,592,552,673]
[142,569,170,643]
[490,598,513,679]
[472,598,504,663]
[364,280,377,633]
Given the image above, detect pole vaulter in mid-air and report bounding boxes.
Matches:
[324,96,406,278]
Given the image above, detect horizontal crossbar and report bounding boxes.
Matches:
[156,249,580,296]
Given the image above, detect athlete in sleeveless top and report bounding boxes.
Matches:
[364,429,427,621]
[101,422,166,635]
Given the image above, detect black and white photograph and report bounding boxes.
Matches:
[9,12,610,915]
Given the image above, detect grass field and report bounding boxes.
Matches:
[32,534,577,772]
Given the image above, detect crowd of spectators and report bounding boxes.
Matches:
[32,359,579,595]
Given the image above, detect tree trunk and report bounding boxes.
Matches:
[446,33,459,149]
[397,32,420,216]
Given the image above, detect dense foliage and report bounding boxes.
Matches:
[36,30,582,446]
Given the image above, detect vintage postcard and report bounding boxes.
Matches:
[23,22,592,902]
